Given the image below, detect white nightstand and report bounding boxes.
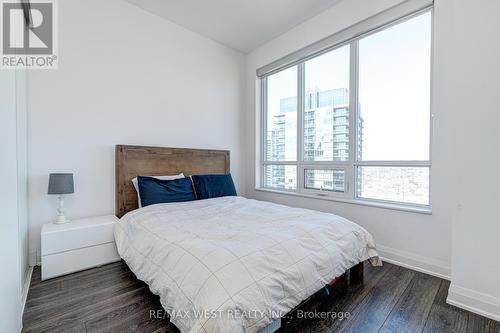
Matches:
[41,215,121,280]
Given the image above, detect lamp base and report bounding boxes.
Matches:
[53,216,70,224]
[54,195,70,224]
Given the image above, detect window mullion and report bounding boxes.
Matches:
[300,161,351,167]
[297,63,305,192]
[349,40,359,199]
[262,161,298,165]
[355,160,431,167]
[260,77,268,188]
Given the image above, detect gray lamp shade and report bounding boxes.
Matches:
[48,173,74,195]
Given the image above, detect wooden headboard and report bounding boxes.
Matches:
[115,145,230,217]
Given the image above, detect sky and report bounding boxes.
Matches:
[266,11,431,162]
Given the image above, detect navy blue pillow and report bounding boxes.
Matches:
[192,174,237,200]
[137,176,196,207]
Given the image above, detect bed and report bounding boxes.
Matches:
[114,145,381,333]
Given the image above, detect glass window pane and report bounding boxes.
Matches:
[358,12,431,161]
[357,166,429,205]
[304,45,350,161]
[305,169,345,192]
[265,67,297,161]
[264,165,297,190]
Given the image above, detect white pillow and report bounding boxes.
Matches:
[132,173,185,207]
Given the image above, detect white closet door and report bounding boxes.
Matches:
[0,71,23,333]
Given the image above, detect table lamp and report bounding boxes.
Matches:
[48,173,74,224]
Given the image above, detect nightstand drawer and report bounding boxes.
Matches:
[42,242,120,280]
[41,215,118,255]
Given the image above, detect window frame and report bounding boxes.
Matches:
[259,9,433,213]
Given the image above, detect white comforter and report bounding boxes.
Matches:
[115,196,380,333]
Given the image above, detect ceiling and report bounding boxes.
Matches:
[125,0,343,53]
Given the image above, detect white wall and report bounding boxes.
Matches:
[443,0,500,321]
[27,0,245,264]
[243,0,453,279]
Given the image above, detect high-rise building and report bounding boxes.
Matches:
[303,88,350,162]
[266,88,362,190]
[265,96,295,189]
[265,114,286,187]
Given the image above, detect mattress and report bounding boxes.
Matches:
[114,196,381,333]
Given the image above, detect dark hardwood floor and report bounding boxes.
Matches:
[22,261,499,333]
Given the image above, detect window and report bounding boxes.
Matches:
[261,11,432,209]
[304,45,350,162]
[265,66,297,162]
[304,169,345,193]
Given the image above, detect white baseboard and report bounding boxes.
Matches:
[19,266,33,333]
[377,246,500,322]
[376,244,451,280]
[447,284,500,322]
